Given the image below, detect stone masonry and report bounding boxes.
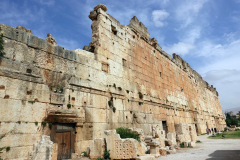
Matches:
[0,4,226,159]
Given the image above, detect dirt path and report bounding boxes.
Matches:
[157,134,240,160]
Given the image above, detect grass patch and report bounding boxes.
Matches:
[196,140,201,143]
[104,148,110,159]
[208,130,240,139]
[116,127,140,142]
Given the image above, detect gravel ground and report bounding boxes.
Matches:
[157,134,240,160]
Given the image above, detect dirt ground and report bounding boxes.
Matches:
[157,134,240,160]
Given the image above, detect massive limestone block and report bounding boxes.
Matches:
[94,4,107,12]
[0,3,226,159]
[29,135,55,160]
[104,130,146,159]
[175,123,197,143]
[89,138,105,159]
[46,33,57,46]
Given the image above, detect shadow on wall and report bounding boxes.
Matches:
[207,150,240,160]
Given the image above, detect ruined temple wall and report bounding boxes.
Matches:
[89,6,225,133]
[0,6,226,159]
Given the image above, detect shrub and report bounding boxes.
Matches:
[108,100,113,107]
[104,148,110,159]
[48,123,52,129]
[180,142,185,148]
[6,146,10,152]
[97,158,104,160]
[116,127,140,142]
[41,121,47,128]
[126,90,129,93]
[118,87,122,91]
[67,104,71,109]
[81,151,87,157]
[112,107,116,113]
[34,122,38,126]
[113,83,116,88]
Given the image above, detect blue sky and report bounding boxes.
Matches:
[0,0,240,111]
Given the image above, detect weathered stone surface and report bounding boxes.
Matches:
[159,148,167,156]
[46,33,57,46]
[104,130,146,159]
[29,135,54,160]
[0,3,226,159]
[89,138,105,159]
[94,4,107,12]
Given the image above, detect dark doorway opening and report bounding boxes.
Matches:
[162,121,168,138]
[50,123,76,160]
[195,124,198,134]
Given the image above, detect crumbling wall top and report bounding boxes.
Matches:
[129,16,151,41]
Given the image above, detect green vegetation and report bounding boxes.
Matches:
[225,112,240,127]
[113,83,116,88]
[34,122,38,126]
[97,158,104,160]
[118,87,122,91]
[0,130,13,157]
[0,34,5,58]
[180,142,185,148]
[126,90,129,93]
[67,103,71,109]
[196,140,201,143]
[48,122,52,129]
[6,146,10,152]
[138,101,143,105]
[104,148,110,159]
[41,121,47,128]
[208,130,240,139]
[112,106,116,113]
[28,100,35,104]
[81,151,87,157]
[116,127,140,142]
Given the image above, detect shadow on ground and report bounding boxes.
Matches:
[207,150,240,160]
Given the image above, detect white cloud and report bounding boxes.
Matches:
[204,69,240,82]
[196,39,240,58]
[194,38,240,110]
[175,0,208,28]
[165,42,194,55]
[152,10,169,27]
[0,1,46,26]
[164,27,201,55]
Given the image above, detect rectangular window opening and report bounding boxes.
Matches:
[102,62,109,73]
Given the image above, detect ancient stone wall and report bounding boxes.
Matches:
[0,4,225,159]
